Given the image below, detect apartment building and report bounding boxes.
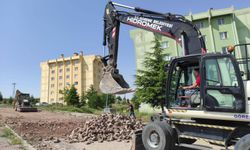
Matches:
[40,52,103,104]
[130,7,250,73]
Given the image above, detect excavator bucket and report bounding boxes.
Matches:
[100,72,135,94]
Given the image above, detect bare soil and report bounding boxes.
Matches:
[0,107,93,149]
[0,107,234,150]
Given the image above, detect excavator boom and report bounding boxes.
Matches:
[100,1,206,94]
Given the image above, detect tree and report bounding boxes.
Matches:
[8,97,13,105]
[0,92,3,102]
[85,85,115,109]
[86,86,103,109]
[60,85,79,106]
[115,96,122,104]
[29,95,40,105]
[131,95,140,110]
[79,91,86,107]
[135,36,169,107]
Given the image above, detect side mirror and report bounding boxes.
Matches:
[240,71,244,77]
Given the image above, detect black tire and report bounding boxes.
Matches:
[142,121,175,150]
[235,134,250,150]
[151,114,162,122]
[179,138,196,144]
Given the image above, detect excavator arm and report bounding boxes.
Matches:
[100,1,206,94]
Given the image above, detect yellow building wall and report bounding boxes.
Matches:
[40,54,103,104]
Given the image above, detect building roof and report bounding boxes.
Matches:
[186,7,234,21]
[130,6,250,33]
[41,54,99,64]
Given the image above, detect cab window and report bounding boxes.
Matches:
[204,57,241,110]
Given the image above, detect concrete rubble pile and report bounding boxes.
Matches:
[68,113,143,144]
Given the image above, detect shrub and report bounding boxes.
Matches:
[60,85,80,106]
[0,92,3,102]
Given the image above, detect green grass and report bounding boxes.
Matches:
[39,104,154,122]
[135,111,154,122]
[0,103,12,108]
[1,127,25,148]
[111,103,154,122]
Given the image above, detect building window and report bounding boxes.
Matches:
[66,75,70,79]
[59,83,63,87]
[59,69,63,73]
[50,91,54,95]
[222,46,228,53]
[66,68,70,72]
[66,82,70,86]
[74,60,79,65]
[74,74,78,79]
[74,81,78,85]
[161,41,169,49]
[195,22,204,29]
[219,32,228,40]
[51,77,54,81]
[74,67,78,71]
[50,63,56,67]
[59,97,63,100]
[50,98,54,101]
[217,18,225,25]
[59,76,62,80]
[51,70,55,74]
[51,84,54,88]
[58,62,63,67]
[65,61,70,65]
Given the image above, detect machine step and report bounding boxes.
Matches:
[173,121,235,130]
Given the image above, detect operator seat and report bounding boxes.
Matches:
[204,94,219,110]
[190,91,201,107]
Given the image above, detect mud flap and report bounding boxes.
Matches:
[100,72,135,94]
[131,130,145,150]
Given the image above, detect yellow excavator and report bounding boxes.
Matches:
[13,90,38,112]
[100,1,250,150]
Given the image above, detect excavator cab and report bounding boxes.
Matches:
[165,53,246,113]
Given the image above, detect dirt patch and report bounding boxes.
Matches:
[0,108,92,149]
[5,117,85,141]
[0,108,138,150]
[0,107,234,150]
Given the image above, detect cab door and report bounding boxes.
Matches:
[201,54,245,113]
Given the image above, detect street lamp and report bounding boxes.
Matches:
[12,83,16,98]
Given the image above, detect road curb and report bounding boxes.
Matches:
[4,124,36,150]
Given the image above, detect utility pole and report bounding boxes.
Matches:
[12,83,16,98]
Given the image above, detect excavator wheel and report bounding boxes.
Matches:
[235,134,250,150]
[142,121,175,150]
